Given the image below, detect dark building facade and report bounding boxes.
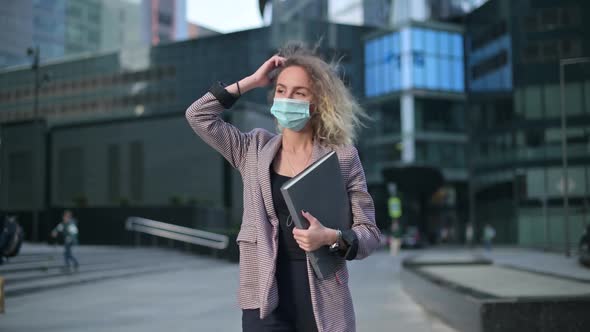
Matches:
[0,21,372,241]
[465,0,590,250]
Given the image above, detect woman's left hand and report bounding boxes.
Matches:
[293,210,334,252]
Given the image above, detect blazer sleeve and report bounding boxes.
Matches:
[346,146,381,260]
[185,92,251,172]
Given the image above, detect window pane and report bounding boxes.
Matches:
[425,54,437,89]
[392,54,401,91]
[441,57,451,90]
[383,35,393,93]
[376,37,386,95]
[425,30,437,55]
[439,32,451,56]
[412,28,424,52]
[543,84,560,118]
[452,34,463,58]
[434,56,443,90]
[564,82,583,115]
[365,65,375,96]
[413,51,425,88]
[524,85,542,119]
[452,58,463,91]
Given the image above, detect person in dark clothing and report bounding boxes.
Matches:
[0,216,24,264]
[579,225,590,266]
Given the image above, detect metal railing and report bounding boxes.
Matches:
[125,217,229,250]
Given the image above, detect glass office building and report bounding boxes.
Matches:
[362,21,467,240]
[466,0,590,250]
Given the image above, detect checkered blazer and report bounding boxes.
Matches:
[186,93,381,332]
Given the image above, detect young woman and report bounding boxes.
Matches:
[186,44,381,332]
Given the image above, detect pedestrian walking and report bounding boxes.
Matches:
[483,223,495,252]
[186,42,381,332]
[389,219,402,256]
[51,210,79,271]
[465,222,474,248]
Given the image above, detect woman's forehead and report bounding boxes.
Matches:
[277,66,311,88]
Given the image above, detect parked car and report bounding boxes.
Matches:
[579,225,590,267]
[401,226,424,249]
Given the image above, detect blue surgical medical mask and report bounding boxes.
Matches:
[270,98,311,131]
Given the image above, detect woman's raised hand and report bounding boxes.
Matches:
[226,55,286,97]
[249,55,286,88]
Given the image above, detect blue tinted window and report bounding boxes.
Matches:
[366,65,375,96]
[376,37,385,64]
[425,54,437,89]
[451,34,463,58]
[412,28,425,52]
[383,35,393,93]
[380,37,387,95]
[392,33,400,55]
[392,54,400,91]
[454,59,464,92]
[441,58,451,90]
[373,38,382,95]
[413,51,425,88]
[425,30,437,55]
[439,32,451,56]
[435,57,444,89]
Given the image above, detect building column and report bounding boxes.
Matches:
[401,93,415,163]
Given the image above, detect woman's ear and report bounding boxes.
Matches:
[309,100,317,114]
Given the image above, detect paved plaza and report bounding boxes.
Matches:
[3,244,587,331]
[1,246,456,332]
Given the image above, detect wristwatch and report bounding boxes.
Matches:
[329,229,342,252]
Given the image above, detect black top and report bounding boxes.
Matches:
[271,170,307,260]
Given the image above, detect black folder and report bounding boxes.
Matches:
[280,151,352,279]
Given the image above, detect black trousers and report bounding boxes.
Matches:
[242,259,318,332]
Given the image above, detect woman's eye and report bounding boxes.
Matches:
[296,92,305,96]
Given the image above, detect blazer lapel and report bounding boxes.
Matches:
[257,134,283,226]
[310,140,332,165]
[257,137,332,226]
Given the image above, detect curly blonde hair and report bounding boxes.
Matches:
[272,43,369,146]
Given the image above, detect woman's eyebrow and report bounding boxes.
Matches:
[276,83,310,91]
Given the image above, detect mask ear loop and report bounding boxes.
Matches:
[286,215,293,227]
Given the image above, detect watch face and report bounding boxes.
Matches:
[329,242,339,252]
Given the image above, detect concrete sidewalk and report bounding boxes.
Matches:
[0,248,456,332]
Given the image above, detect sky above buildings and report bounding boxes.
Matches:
[186,0,264,33]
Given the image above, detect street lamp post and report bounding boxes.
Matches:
[559,57,590,257]
[26,46,49,242]
[27,46,49,119]
[27,46,40,118]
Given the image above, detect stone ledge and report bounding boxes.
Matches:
[402,258,590,332]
